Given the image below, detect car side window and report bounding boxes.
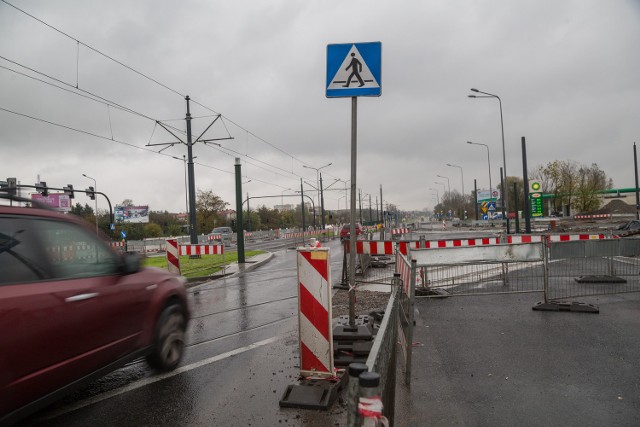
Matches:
[36,219,120,279]
[0,217,51,284]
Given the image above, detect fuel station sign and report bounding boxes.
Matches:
[529,180,543,217]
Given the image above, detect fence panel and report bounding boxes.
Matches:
[414,243,545,297]
[547,239,640,300]
[396,251,414,385]
[364,278,399,424]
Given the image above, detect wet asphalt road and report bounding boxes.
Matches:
[23,237,348,426]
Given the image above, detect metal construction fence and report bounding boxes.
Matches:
[547,239,640,301]
[360,274,400,425]
[341,235,640,304]
[414,237,640,303]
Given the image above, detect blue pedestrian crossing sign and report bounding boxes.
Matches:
[488,202,497,212]
[326,42,381,98]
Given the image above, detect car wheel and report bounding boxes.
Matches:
[146,304,186,372]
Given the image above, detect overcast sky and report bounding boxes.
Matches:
[2,0,639,215]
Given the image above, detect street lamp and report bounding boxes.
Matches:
[82,173,98,234]
[446,164,464,199]
[436,174,450,198]
[303,162,332,219]
[467,141,493,206]
[280,188,292,227]
[446,163,465,218]
[429,188,440,205]
[469,88,509,232]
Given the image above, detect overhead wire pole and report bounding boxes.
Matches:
[185,96,198,244]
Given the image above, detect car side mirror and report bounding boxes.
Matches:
[121,252,141,274]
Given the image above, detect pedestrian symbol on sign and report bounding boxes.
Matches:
[343,53,364,87]
[327,45,380,91]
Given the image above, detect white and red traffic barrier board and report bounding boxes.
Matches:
[345,240,395,255]
[179,244,224,256]
[391,228,410,235]
[506,235,544,244]
[574,214,611,219]
[296,247,334,378]
[166,239,180,275]
[549,234,605,242]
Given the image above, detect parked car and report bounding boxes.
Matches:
[211,226,234,242]
[340,223,363,241]
[0,193,190,425]
[616,220,640,232]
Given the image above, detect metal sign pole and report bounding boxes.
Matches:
[349,96,358,327]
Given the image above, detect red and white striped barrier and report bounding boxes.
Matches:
[208,234,222,241]
[284,230,326,239]
[166,239,180,275]
[345,240,395,255]
[110,241,125,248]
[391,228,410,235]
[506,235,544,244]
[297,247,334,378]
[179,244,224,256]
[548,234,606,242]
[344,234,610,258]
[574,214,611,220]
[398,238,500,254]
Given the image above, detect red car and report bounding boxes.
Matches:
[0,194,190,425]
[340,223,363,241]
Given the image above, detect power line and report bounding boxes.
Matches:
[1,0,324,172]
[0,105,297,192]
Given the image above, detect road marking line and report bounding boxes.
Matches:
[38,336,282,421]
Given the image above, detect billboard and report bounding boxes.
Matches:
[477,189,501,203]
[115,205,149,223]
[31,193,71,212]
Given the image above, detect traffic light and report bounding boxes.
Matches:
[86,186,95,200]
[35,181,48,197]
[63,184,75,199]
[3,178,16,195]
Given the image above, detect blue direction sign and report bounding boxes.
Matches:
[121,230,127,239]
[326,42,381,98]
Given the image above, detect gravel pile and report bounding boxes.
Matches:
[331,289,391,318]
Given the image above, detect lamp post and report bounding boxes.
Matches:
[436,175,450,198]
[467,141,493,206]
[447,163,465,218]
[469,88,509,232]
[429,188,440,205]
[303,162,332,228]
[82,173,98,234]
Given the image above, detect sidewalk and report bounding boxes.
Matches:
[395,292,640,426]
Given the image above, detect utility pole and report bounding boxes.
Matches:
[358,189,363,224]
[300,178,305,231]
[320,172,326,230]
[185,96,199,244]
[234,158,245,263]
[380,185,383,226]
[368,194,372,223]
[246,192,251,232]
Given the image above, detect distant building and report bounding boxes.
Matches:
[274,204,294,212]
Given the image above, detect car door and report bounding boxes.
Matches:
[0,216,148,416]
